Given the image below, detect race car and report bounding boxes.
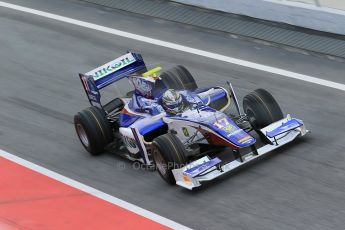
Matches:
[74,52,308,189]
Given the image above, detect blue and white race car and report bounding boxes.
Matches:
[74,52,308,189]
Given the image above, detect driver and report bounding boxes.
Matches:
[161,89,186,115]
[132,88,203,116]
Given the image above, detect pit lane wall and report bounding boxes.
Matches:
[172,0,345,35]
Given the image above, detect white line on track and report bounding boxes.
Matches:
[0,149,191,230]
[1,1,345,92]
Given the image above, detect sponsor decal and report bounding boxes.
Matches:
[81,75,90,91]
[182,127,189,137]
[226,129,243,137]
[86,53,136,80]
[213,118,234,133]
[130,77,153,97]
[266,119,302,138]
[238,135,252,143]
[223,124,234,132]
[213,118,229,129]
[182,174,192,184]
[184,158,221,177]
[81,75,100,103]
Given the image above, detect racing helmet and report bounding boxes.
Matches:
[162,89,184,114]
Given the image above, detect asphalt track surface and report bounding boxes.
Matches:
[1,0,345,229]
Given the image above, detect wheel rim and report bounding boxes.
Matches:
[154,149,168,176]
[76,123,89,147]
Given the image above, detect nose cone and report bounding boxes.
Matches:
[225,129,256,148]
[170,108,256,148]
[211,117,256,148]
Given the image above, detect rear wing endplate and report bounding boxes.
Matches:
[79,74,102,107]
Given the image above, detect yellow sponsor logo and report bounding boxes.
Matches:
[182,127,189,137]
[239,136,252,143]
[224,125,233,132]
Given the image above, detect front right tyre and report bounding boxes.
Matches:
[243,88,284,129]
[160,65,198,90]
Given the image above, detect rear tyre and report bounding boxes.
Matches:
[152,133,188,185]
[243,89,284,129]
[74,106,113,155]
[160,65,198,90]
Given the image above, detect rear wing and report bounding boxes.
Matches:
[79,52,147,107]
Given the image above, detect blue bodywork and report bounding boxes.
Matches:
[184,157,222,177]
[266,118,303,138]
[80,52,254,148]
[169,105,256,148]
[122,88,255,148]
[78,52,308,189]
[119,113,143,127]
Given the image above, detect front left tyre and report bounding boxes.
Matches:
[74,106,113,155]
[152,133,188,185]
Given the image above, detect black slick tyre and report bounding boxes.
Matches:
[74,106,113,155]
[159,65,197,90]
[243,89,284,129]
[152,133,188,185]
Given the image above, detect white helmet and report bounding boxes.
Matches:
[162,89,184,114]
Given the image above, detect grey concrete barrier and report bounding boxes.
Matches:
[173,0,345,35]
[80,0,345,58]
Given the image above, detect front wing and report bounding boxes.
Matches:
[172,115,309,190]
